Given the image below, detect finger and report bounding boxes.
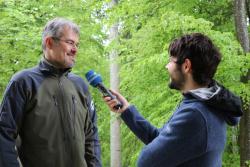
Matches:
[106,100,117,106]
[108,100,121,110]
[103,96,112,102]
[105,99,118,109]
[109,90,123,101]
[109,89,119,96]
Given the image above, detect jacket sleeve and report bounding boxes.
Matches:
[85,91,102,167]
[121,105,160,144]
[84,107,97,167]
[0,80,26,167]
[71,75,102,166]
[121,105,207,167]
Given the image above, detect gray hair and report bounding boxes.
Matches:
[42,18,80,51]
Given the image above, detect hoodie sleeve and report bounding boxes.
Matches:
[0,80,25,167]
[121,106,207,167]
[121,105,160,144]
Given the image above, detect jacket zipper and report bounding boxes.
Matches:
[53,95,66,141]
[72,95,76,139]
[58,77,73,166]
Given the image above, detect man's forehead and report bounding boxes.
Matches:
[61,27,79,39]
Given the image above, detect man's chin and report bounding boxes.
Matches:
[68,63,75,68]
[168,82,180,90]
[66,60,75,68]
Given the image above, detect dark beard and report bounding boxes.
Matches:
[168,71,185,90]
[168,81,181,90]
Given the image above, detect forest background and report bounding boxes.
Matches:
[0,0,250,167]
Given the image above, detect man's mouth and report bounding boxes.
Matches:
[65,53,75,62]
[66,53,75,58]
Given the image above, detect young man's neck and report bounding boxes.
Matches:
[181,80,208,93]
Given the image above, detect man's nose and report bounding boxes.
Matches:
[71,48,77,55]
[165,64,169,70]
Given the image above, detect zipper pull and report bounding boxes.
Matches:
[53,95,58,106]
[72,95,76,139]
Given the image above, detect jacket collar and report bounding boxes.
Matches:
[39,58,71,76]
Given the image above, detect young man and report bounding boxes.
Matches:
[0,18,102,167]
[104,33,243,167]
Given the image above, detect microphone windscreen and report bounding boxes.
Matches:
[85,70,103,87]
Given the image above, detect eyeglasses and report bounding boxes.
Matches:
[167,57,178,64]
[167,56,185,65]
[52,37,80,49]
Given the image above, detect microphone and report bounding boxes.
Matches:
[85,70,123,110]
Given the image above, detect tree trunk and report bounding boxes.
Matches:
[234,0,250,166]
[110,48,122,167]
[239,106,250,167]
[109,0,122,167]
[234,0,250,52]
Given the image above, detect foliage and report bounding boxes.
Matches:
[245,160,250,167]
[1,0,249,166]
[167,0,235,32]
[222,150,241,167]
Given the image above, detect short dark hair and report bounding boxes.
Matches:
[168,33,221,85]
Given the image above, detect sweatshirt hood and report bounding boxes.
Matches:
[185,81,243,126]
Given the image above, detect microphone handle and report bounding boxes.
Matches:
[97,83,123,110]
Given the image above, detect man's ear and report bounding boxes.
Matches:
[45,37,53,49]
[183,58,192,73]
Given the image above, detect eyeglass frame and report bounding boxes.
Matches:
[52,37,80,49]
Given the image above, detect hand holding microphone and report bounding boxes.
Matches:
[85,70,129,112]
[103,89,129,113]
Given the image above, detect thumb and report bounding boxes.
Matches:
[109,89,129,107]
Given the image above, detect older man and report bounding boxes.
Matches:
[0,18,102,167]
